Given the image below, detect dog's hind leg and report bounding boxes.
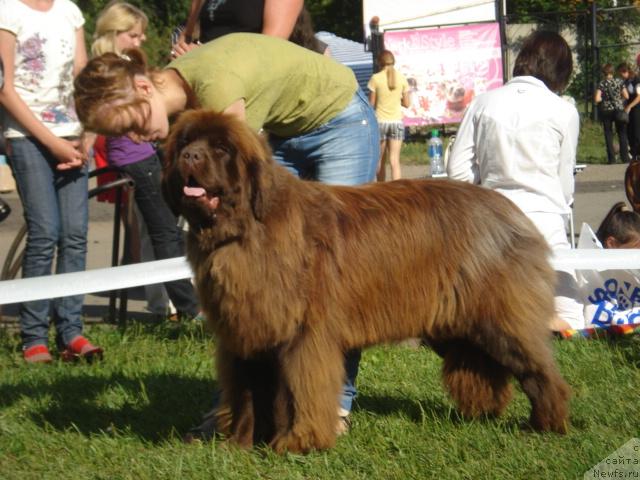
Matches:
[432,339,513,418]
[510,338,570,434]
[468,324,570,434]
[269,331,344,453]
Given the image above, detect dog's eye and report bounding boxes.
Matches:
[214,145,230,155]
[209,141,231,155]
[177,137,191,152]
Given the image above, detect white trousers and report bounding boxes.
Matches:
[527,211,585,329]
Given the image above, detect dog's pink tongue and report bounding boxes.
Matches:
[183,186,220,210]
[184,186,206,197]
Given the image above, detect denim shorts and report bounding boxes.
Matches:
[378,121,405,141]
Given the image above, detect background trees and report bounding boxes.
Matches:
[506,1,640,112]
[75,0,640,109]
[75,0,363,66]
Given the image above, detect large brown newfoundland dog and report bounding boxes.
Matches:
[162,110,570,453]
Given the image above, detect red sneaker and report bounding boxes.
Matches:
[23,344,53,364]
[60,336,103,362]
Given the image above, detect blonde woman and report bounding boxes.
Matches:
[91,2,201,321]
[368,50,410,181]
[91,1,147,56]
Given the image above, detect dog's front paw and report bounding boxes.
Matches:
[270,428,335,454]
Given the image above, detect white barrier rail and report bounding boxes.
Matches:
[0,257,192,305]
[1,250,640,305]
[551,249,640,271]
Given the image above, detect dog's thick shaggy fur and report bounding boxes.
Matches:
[163,111,570,453]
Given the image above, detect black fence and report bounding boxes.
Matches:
[503,3,640,120]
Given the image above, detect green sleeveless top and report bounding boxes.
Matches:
[168,32,358,137]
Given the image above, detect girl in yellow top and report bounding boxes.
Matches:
[368,50,410,181]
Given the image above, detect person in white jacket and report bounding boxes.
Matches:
[447,30,584,330]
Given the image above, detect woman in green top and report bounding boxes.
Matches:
[75,32,378,183]
[74,31,378,434]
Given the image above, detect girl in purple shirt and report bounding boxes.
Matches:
[91,2,199,320]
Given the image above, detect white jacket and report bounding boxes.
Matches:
[447,76,579,215]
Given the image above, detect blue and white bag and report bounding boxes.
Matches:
[577,223,640,326]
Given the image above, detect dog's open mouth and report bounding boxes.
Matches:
[183,176,220,210]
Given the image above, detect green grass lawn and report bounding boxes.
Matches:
[0,321,638,479]
[402,118,610,166]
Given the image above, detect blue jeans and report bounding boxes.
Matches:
[120,154,199,317]
[270,89,379,184]
[270,89,379,413]
[8,137,88,350]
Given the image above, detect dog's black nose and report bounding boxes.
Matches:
[180,143,208,164]
[181,150,200,162]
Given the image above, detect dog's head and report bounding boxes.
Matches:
[445,82,466,112]
[162,110,273,242]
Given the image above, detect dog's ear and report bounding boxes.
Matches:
[247,159,268,220]
[162,111,192,171]
[161,157,184,217]
[244,134,275,221]
[161,112,204,218]
[247,134,276,221]
[224,116,275,221]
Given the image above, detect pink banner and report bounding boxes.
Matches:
[384,23,504,126]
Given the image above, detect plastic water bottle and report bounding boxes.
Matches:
[428,129,445,177]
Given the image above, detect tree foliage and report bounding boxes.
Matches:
[306,0,362,41]
[507,0,640,104]
[74,0,362,66]
[76,0,640,106]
